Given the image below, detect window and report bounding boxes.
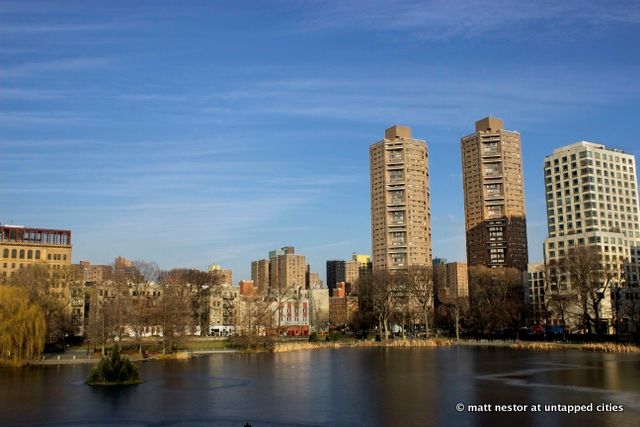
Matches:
[485,163,500,176]
[486,183,502,197]
[487,205,503,218]
[391,211,404,224]
[19,249,25,259]
[35,250,40,260]
[388,150,402,161]
[2,249,7,258]
[483,142,498,154]
[27,250,33,259]
[389,190,404,204]
[389,170,403,181]
[11,249,17,258]
[391,253,405,266]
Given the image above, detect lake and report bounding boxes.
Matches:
[1,346,639,426]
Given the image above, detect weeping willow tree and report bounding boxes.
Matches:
[0,286,46,364]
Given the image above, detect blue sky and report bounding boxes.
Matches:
[2,0,640,283]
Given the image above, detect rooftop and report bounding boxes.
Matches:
[550,141,631,156]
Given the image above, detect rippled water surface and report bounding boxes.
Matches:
[1,347,639,426]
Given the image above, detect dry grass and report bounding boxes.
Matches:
[0,360,25,367]
[154,351,192,360]
[578,343,640,353]
[509,341,640,353]
[509,342,563,351]
[272,338,452,353]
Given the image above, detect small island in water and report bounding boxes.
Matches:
[86,345,141,386]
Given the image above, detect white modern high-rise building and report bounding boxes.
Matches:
[543,141,640,330]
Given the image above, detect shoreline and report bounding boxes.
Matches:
[272,338,451,352]
[14,349,238,367]
[271,338,640,354]
[7,339,639,367]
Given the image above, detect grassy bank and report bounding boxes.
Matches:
[272,338,452,353]
[154,351,192,360]
[272,339,640,354]
[509,341,640,353]
[0,360,26,368]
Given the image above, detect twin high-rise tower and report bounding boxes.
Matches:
[369,118,528,272]
[370,125,432,270]
[461,117,529,271]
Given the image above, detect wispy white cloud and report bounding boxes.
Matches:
[0,111,93,125]
[0,23,113,33]
[296,0,640,39]
[114,93,191,102]
[0,57,112,78]
[0,47,39,54]
[0,87,75,100]
[191,66,640,130]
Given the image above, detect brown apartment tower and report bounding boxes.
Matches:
[370,125,432,270]
[461,117,528,271]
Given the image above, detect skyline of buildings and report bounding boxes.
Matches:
[3,0,638,302]
[3,118,640,337]
[3,123,639,288]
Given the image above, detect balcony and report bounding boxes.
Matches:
[481,148,500,158]
[387,154,404,164]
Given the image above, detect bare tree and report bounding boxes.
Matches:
[467,266,524,334]
[158,269,193,353]
[628,296,640,341]
[406,265,434,337]
[358,270,398,340]
[603,257,626,337]
[188,269,219,336]
[439,295,468,340]
[543,259,577,335]
[564,246,619,335]
[85,280,128,356]
[236,294,270,347]
[126,261,162,354]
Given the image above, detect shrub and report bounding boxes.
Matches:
[228,336,274,352]
[327,332,342,342]
[86,345,141,386]
[308,332,319,342]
